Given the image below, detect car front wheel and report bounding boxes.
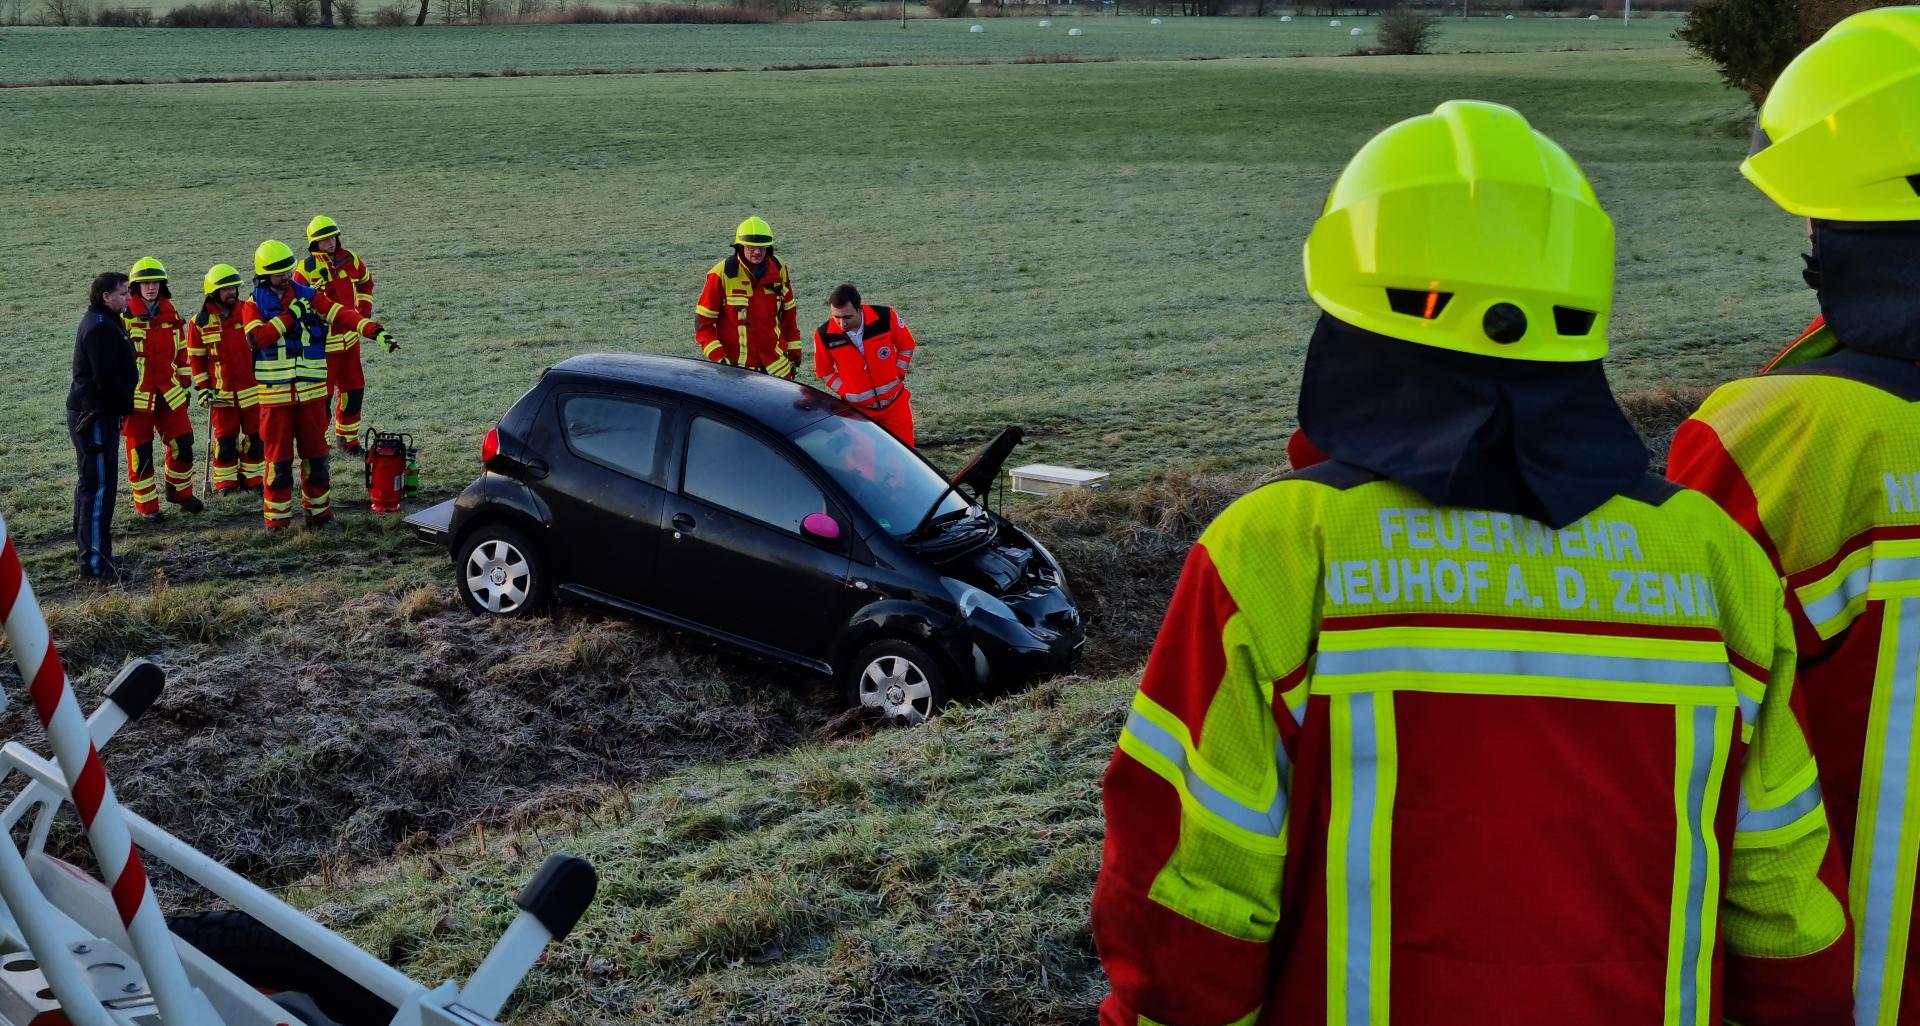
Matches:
[457,523,550,617]
[846,638,951,724]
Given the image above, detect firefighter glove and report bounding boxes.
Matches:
[286,297,311,322]
[369,327,398,352]
[196,389,213,408]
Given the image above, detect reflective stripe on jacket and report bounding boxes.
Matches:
[187,301,259,408]
[122,295,189,413]
[813,304,916,412]
[1669,317,1920,1026]
[241,282,375,406]
[695,253,800,371]
[1093,463,1853,1026]
[294,247,373,353]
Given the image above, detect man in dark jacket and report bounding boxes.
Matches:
[67,271,136,582]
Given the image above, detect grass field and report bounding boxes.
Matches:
[314,672,1130,1025]
[2,46,1776,549]
[0,15,1684,84]
[0,34,1815,1020]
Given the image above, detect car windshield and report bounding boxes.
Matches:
[793,412,970,537]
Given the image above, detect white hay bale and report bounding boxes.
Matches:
[1149,15,1162,23]
[970,22,983,31]
[1038,17,1051,25]
[1328,18,1340,25]
[1279,13,1291,20]
[1504,12,1514,17]
[1349,26,1362,34]
[1067,26,1083,35]
[1587,13,1599,19]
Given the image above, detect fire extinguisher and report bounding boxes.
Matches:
[363,428,412,513]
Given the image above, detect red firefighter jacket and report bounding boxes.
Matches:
[812,304,916,415]
[241,283,380,407]
[1669,315,1920,1026]
[1094,463,1854,1026]
[122,294,189,413]
[695,253,800,374]
[294,247,374,353]
[186,300,258,407]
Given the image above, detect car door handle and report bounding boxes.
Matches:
[526,457,549,479]
[671,512,697,533]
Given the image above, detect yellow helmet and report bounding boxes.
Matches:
[306,214,341,243]
[129,257,168,284]
[734,215,774,248]
[1303,100,1613,362]
[203,263,244,296]
[254,239,298,276]
[1742,7,1920,221]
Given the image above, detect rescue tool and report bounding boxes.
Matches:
[0,511,596,1025]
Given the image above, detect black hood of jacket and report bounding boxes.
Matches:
[1811,219,1920,361]
[1297,314,1648,529]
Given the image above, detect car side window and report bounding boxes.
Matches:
[683,416,824,533]
[561,395,665,484]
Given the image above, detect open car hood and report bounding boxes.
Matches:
[951,426,1024,501]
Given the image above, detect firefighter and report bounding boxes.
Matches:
[812,283,919,446]
[1092,100,1854,1026]
[294,215,386,456]
[695,216,801,378]
[186,263,264,496]
[120,257,202,521]
[1666,11,1920,1022]
[243,239,394,530]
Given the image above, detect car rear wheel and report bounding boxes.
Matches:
[457,523,550,617]
[846,638,951,724]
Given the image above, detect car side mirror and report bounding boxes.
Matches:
[801,512,843,544]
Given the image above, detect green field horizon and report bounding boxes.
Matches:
[0,14,1684,84]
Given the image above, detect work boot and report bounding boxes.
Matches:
[340,439,364,457]
[172,495,205,514]
[305,510,334,529]
[80,558,131,586]
[141,509,164,524]
[265,519,292,532]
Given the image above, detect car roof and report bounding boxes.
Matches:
[546,353,846,435]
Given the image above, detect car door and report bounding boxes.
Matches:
[655,413,855,669]
[532,389,674,608]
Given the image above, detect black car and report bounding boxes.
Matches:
[406,354,1084,721]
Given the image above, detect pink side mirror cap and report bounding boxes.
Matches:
[802,512,842,541]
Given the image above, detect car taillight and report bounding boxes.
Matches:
[481,426,499,464]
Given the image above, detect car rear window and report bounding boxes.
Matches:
[683,416,824,533]
[562,395,665,484]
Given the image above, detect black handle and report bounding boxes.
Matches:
[105,659,165,722]
[672,513,697,532]
[516,853,598,941]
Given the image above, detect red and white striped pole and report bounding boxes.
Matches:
[0,514,204,1024]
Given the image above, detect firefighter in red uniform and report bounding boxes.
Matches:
[186,263,263,496]
[1093,101,1853,1026]
[696,216,801,378]
[243,239,394,530]
[813,283,919,446]
[120,257,202,521]
[1666,11,1920,1023]
[295,215,386,455]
